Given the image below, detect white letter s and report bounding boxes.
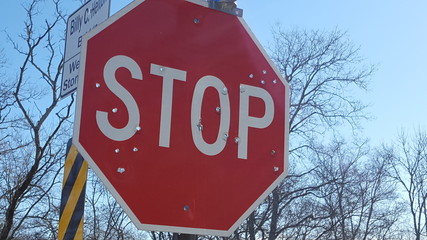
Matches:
[96,55,142,141]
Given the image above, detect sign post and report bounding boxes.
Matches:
[58,139,88,240]
[73,0,289,236]
[60,0,110,98]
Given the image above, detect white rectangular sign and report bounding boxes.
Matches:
[61,0,110,99]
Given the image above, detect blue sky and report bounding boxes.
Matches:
[238,0,427,144]
[1,0,426,145]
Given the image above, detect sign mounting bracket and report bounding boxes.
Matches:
[186,0,243,17]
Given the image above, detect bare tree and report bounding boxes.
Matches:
[270,27,374,149]
[383,130,427,240]
[307,138,400,240]
[254,27,375,240]
[0,0,74,239]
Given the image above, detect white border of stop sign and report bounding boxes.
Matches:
[73,0,289,236]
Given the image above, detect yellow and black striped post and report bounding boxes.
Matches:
[58,139,88,240]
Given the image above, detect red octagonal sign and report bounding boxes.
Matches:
[74,0,289,236]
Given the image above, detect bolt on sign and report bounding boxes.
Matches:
[73,0,289,236]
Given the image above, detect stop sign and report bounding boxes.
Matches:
[73,0,289,236]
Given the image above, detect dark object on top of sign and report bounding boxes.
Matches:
[208,0,243,17]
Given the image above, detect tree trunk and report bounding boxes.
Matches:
[248,212,256,240]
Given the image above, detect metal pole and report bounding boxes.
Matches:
[207,0,243,17]
[173,233,198,240]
